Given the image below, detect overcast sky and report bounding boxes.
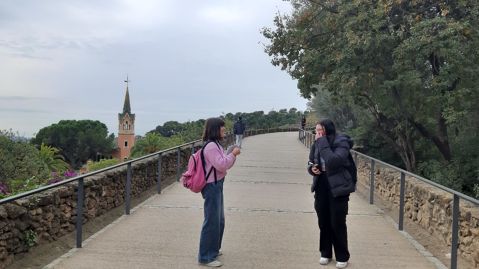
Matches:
[0,0,306,137]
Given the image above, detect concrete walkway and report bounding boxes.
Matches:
[46,132,443,269]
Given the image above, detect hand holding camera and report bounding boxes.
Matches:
[308,161,321,175]
[232,147,241,156]
[227,145,241,156]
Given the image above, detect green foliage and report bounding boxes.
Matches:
[86,158,120,172]
[263,0,479,195]
[0,134,49,184]
[23,229,37,248]
[149,109,304,143]
[38,143,69,172]
[130,133,185,158]
[5,176,44,197]
[222,109,303,130]
[32,120,115,169]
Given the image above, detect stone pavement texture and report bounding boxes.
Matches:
[46,132,443,269]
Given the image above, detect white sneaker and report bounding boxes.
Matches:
[217,250,223,256]
[336,261,348,268]
[201,260,223,267]
[319,257,330,265]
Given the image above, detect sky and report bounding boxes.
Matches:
[0,0,306,137]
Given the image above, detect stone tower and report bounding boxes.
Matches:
[117,79,135,160]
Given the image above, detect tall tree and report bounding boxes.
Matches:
[32,120,115,169]
[262,0,479,172]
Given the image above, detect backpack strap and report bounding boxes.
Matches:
[200,140,221,184]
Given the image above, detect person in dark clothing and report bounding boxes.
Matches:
[300,116,307,141]
[233,117,246,148]
[307,119,355,269]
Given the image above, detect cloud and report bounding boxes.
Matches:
[0,0,306,138]
[0,96,46,101]
[197,5,246,24]
[0,108,49,113]
[0,0,174,59]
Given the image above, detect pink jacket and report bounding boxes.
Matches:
[203,141,236,183]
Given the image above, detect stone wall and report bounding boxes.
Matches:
[355,157,479,267]
[0,146,197,269]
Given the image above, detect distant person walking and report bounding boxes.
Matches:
[307,119,356,269]
[198,118,241,267]
[300,115,307,141]
[233,117,246,148]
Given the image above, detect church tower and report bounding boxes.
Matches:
[117,78,135,160]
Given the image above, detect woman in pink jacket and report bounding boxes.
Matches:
[198,118,241,267]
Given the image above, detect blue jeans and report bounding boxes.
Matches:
[235,134,243,148]
[198,180,225,263]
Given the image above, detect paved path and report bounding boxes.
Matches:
[46,132,443,269]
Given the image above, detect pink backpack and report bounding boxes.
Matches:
[181,141,219,193]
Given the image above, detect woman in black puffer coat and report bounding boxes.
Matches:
[307,119,355,269]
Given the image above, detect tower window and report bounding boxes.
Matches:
[124,141,128,148]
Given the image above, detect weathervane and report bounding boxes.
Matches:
[124,75,130,87]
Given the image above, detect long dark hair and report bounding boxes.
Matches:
[319,119,336,145]
[202,117,225,141]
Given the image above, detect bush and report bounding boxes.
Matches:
[86,159,119,172]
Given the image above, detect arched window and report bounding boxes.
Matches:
[124,141,128,148]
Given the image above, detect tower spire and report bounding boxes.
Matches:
[123,76,131,114]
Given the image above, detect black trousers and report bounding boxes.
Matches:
[314,186,350,262]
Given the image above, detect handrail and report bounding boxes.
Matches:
[297,129,479,206]
[0,140,202,205]
[0,127,297,251]
[351,150,479,205]
[298,129,478,269]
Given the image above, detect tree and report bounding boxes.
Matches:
[130,133,184,158]
[152,121,184,137]
[32,120,115,169]
[262,0,479,172]
[0,134,49,183]
[38,143,69,172]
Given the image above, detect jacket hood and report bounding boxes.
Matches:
[334,134,354,149]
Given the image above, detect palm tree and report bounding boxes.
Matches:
[38,143,69,172]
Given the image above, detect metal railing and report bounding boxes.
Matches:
[298,129,479,269]
[0,127,297,250]
[0,139,203,248]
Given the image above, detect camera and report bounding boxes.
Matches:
[308,161,319,168]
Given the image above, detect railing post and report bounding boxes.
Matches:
[76,177,84,248]
[157,153,162,194]
[399,172,406,231]
[370,159,375,205]
[451,194,460,269]
[176,147,181,181]
[125,163,132,215]
[354,152,358,165]
[191,142,196,155]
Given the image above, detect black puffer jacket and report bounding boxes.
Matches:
[315,134,355,197]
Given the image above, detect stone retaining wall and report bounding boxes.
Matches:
[355,157,479,267]
[0,146,197,269]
